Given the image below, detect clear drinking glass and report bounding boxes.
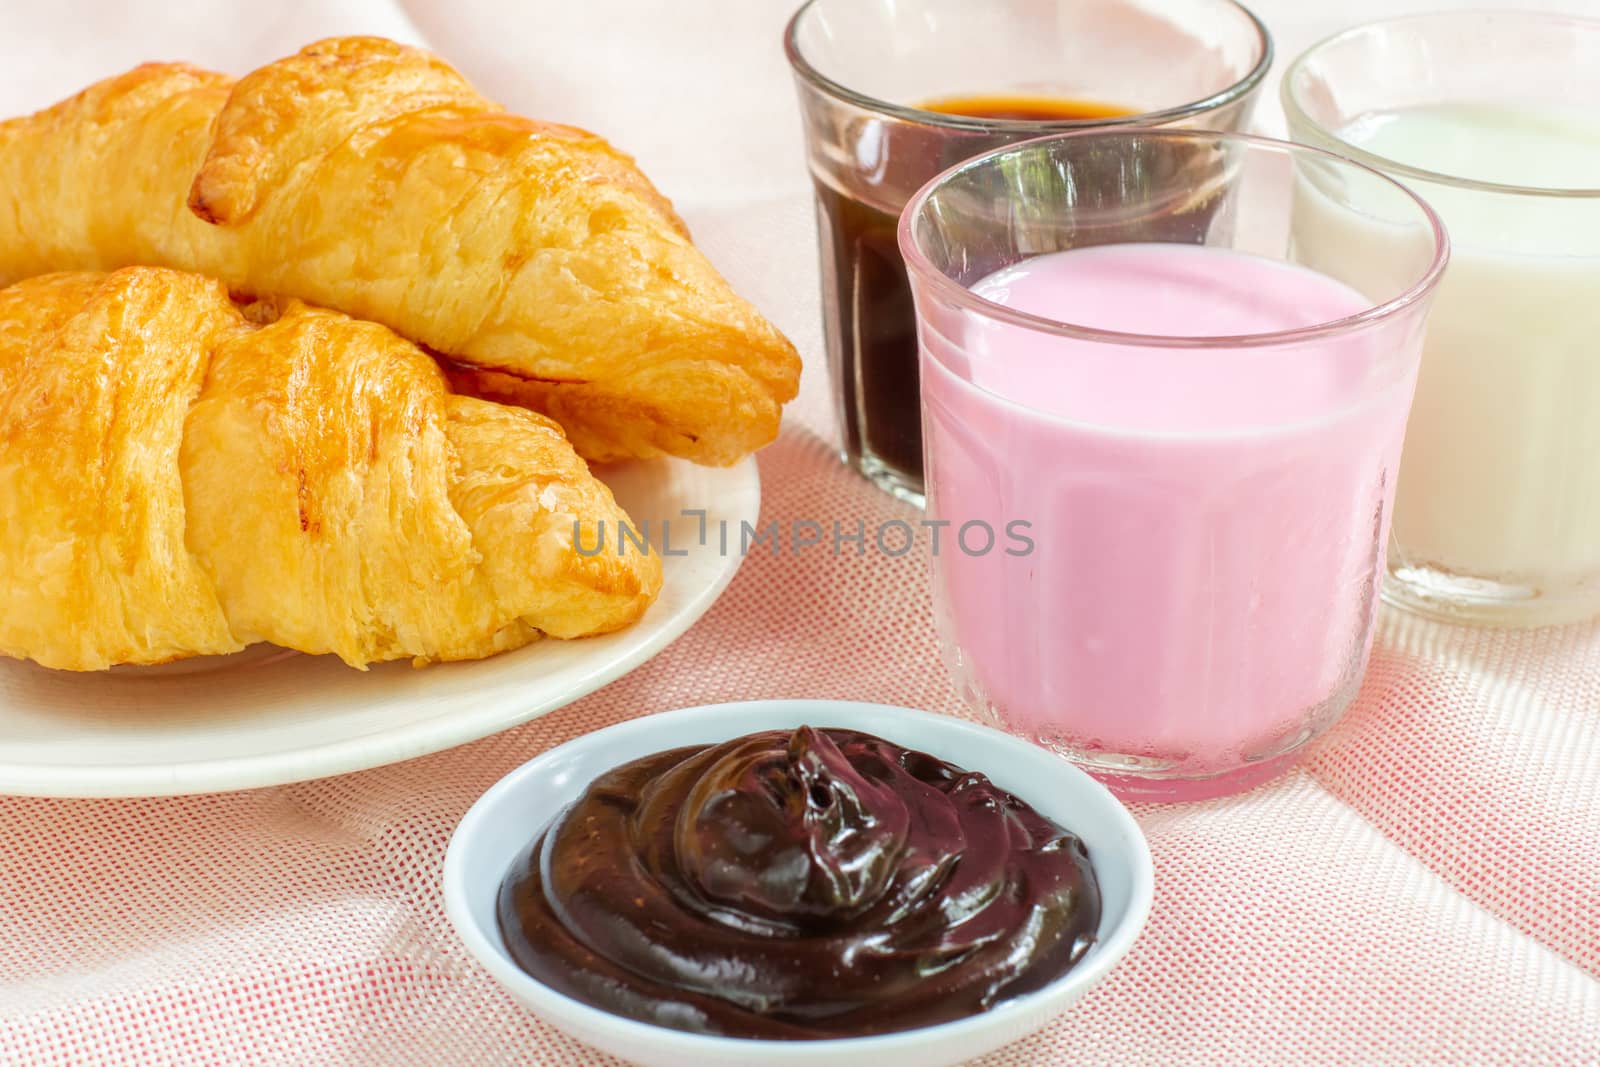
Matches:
[784,0,1271,505]
[900,131,1447,801]
[1284,12,1600,627]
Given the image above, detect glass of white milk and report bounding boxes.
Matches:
[1284,11,1600,627]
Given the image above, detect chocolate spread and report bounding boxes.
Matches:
[497,726,1101,1038]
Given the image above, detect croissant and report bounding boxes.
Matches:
[0,36,800,466]
[0,267,662,672]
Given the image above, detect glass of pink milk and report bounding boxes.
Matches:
[899,130,1448,801]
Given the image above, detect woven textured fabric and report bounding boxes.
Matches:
[3,1,1599,1063]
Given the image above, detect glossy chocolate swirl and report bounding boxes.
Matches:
[496,726,1101,1038]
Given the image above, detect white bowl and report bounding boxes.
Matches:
[444,700,1153,1067]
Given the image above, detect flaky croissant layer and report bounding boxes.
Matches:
[0,268,662,671]
[0,36,801,466]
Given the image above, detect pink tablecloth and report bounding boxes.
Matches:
[2,1,1598,1063]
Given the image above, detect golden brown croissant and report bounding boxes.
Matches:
[0,36,800,466]
[0,267,662,672]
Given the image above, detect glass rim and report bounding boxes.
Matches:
[782,0,1273,134]
[1282,10,1600,200]
[896,129,1450,350]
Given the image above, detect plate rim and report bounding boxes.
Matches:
[0,458,759,798]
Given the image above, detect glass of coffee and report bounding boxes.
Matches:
[785,0,1272,504]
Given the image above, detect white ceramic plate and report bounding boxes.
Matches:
[0,457,758,798]
[445,700,1154,1067]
